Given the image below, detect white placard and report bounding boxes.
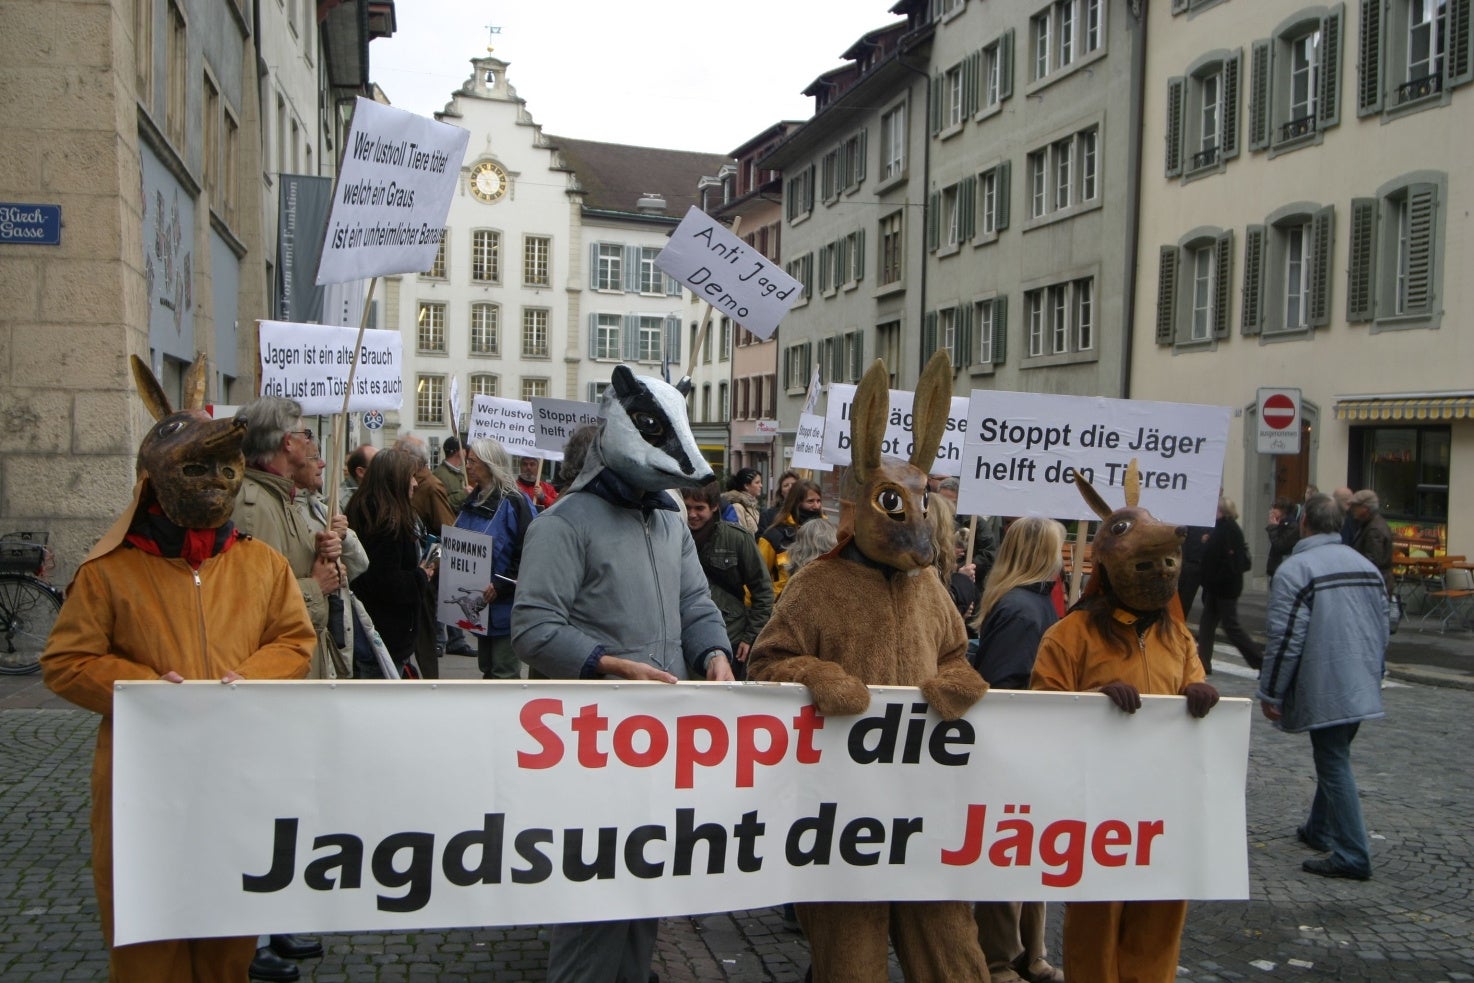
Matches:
[822,384,971,477]
[468,395,556,460]
[448,376,461,436]
[958,391,1231,526]
[791,412,834,471]
[437,524,493,636]
[316,98,471,285]
[530,398,602,455]
[257,320,403,415]
[655,206,802,340]
[112,682,1250,945]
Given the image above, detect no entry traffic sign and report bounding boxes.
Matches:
[1256,389,1301,454]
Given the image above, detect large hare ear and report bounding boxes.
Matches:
[1073,469,1115,520]
[182,353,208,412]
[130,354,174,422]
[1123,458,1141,508]
[850,358,891,481]
[908,350,953,474]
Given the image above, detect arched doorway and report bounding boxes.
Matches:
[1242,399,1319,586]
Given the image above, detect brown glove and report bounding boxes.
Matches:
[1099,680,1142,714]
[1183,681,1220,718]
[920,673,988,722]
[801,661,872,717]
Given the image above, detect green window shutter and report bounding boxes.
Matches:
[622,314,639,360]
[992,295,1008,364]
[1346,197,1377,322]
[996,160,1011,231]
[1241,225,1265,335]
[1309,205,1336,327]
[1213,229,1234,339]
[965,50,981,117]
[1446,0,1473,87]
[1357,0,1383,115]
[1165,77,1185,177]
[999,30,1015,101]
[1404,184,1438,316]
[837,237,849,285]
[927,192,941,250]
[1222,51,1242,160]
[922,311,939,362]
[818,245,831,293]
[1156,245,1179,345]
[803,341,812,381]
[805,165,816,212]
[666,314,682,361]
[1319,8,1343,129]
[956,303,972,365]
[849,330,864,381]
[930,75,943,135]
[1249,40,1272,150]
[855,231,866,281]
[961,175,977,241]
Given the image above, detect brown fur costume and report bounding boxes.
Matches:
[749,353,989,983]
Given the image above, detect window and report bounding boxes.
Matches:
[880,103,907,180]
[1155,231,1233,345]
[933,0,965,17]
[1168,54,1242,176]
[718,381,730,422]
[972,296,1009,366]
[928,177,977,251]
[416,375,445,427]
[1245,11,1343,152]
[165,1,186,148]
[819,241,839,294]
[523,235,550,287]
[786,252,814,301]
[879,212,904,285]
[1349,425,1449,527]
[1241,206,1336,336]
[1024,277,1096,356]
[592,313,621,360]
[786,165,816,221]
[840,131,866,190]
[638,247,663,294]
[1347,174,1446,328]
[222,108,239,228]
[417,302,446,353]
[522,308,550,357]
[470,303,500,355]
[521,378,549,401]
[1026,126,1098,219]
[982,31,1016,111]
[719,317,732,360]
[426,235,447,279]
[923,304,973,365]
[472,230,500,283]
[821,147,839,201]
[634,316,661,363]
[783,341,813,392]
[1031,0,1104,82]
[842,331,864,383]
[876,320,902,387]
[932,60,979,136]
[1053,136,1073,210]
[842,230,866,284]
[1359,0,1473,115]
[203,74,219,194]
[594,242,622,290]
[947,65,965,127]
[471,374,499,398]
[135,0,153,96]
[979,163,1012,236]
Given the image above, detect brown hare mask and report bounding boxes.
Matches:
[838,351,953,572]
[1074,459,1187,612]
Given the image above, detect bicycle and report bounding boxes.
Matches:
[0,532,64,676]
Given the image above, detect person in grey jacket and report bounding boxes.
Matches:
[512,367,733,983]
[1257,493,1388,881]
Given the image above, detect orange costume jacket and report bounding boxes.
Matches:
[1031,606,1205,696]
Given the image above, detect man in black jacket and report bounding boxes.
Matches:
[683,481,774,680]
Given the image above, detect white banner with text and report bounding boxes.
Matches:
[468,395,557,460]
[257,320,403,415]
[822,384,971,477]
[530,398,602,456]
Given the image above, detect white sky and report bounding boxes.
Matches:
[369,1,903,153]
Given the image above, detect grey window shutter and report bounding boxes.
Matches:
[589,242,600,289]
[622,314,639,360]
[802,341,812,380]
[996,160,1011,231]
[1249,41,1272,150]
[855,230,866,281]
[1222,51,1242,160]
[961,175,977,241]
[587,382,598,402]
[856,129,868,183]
[930,75,943,135]
[805,165,816,211]
[666,314,682,362]
[1156,245,1179,345]
[927,192,941,250]
[1403,184,1438,316]
[1309,205,1336,327]
[1241,225,1265,335]
[818,244,831,293]
[831,334,846,382]
[849,330,864,381]
[1357,0,1383,115]
[836,238,849,285]
[623,245,640,292]
[999,30,1014,101]
[1319,8,1343,129]
[1213,230,1234,339]
[1171,0,1189,13]
[666,271,683,296]
[588,312,599,354]
[992,295,1008,364]
[1447,0,1473,87]
[1346,197,1377,322]
[922,311,939,362]
[956,302,972,365]
[782,347,792,390]
[1166,77,1185,177]
[964,51,981,118]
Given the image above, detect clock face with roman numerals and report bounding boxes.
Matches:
[471,161,507,203]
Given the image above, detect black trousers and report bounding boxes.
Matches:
[1197,592,1263,672]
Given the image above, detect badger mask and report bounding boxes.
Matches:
[596,366,714,492]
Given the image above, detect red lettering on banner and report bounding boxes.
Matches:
[792,704,824,763]
[940,803,1168,888]
[736,715,788,787]
[675,715,728,789]
[1091,819,1132,867]
[613,714,667,768]
[516,698,564,769]
[573,704,610,767]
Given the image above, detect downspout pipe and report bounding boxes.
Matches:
[1120,0,1149,399]
[898,45,931,386]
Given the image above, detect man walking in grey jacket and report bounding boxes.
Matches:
[1257,493,1388,881]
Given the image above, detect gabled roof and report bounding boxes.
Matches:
[548,136,732,221]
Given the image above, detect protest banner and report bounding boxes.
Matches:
[791,412,834,472]
[436,524,493,636]
[448,375,462,437]
[958,391,1230,526]
[822,383,970,476]
[656,207,802,341]
[530,397,601,456]
[111,682,1250,945]
[468,395,555,460]
[257,320,403,416]
[316,98,470,286]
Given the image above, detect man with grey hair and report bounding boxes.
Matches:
[1348,489,1395,597]
[1258,492,1387,881]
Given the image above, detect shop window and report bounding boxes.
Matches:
[1350,425,1450,536]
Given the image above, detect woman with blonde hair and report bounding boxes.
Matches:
[968,514,1067,983]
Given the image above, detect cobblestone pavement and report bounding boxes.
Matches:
[1,659,1470,981]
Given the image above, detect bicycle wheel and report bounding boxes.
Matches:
[0,574,62,675]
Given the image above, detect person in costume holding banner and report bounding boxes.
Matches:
[455,437,536,680]
[512,366,734,983]
[1030,463,1219,983]
[42,358,314,983]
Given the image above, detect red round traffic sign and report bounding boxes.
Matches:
[1262,393,1296,430]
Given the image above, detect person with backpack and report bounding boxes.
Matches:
[456,437,536,680]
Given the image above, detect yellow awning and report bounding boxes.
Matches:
[1335,396,1474,421]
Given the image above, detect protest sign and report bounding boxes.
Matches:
[958,391,1230,526]
[822,384,970,477]
[436,525,492,636]
[468,395,554,460]
[791,413,834,472]
[655,206,802,341]
[316,98,470,285]
[111,682,1250,945]
[448,376,461,436]
[530,397,601,456]
[257,320,403,415]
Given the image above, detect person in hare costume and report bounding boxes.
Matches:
[748,351,991,983]
[1030,461,1220,983]
[42,356,315,983]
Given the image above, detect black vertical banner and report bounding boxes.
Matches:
[276,175,334,322]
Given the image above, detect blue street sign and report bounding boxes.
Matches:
[363,410,384,430]
[0,203,61,245]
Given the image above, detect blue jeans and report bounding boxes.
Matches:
[1305,722,1371,875]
